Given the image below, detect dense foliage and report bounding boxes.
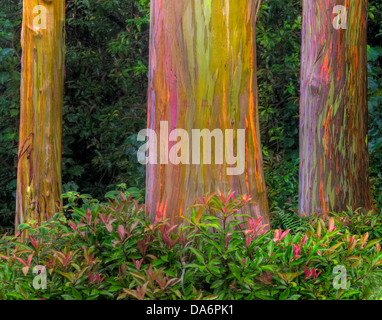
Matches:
[1,191,382,300]
[0,0,381,232]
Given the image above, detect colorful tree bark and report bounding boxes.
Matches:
[299,0,373,215]
[146,0,269,227]
[16,0,65,228]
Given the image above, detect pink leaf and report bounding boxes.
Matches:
[280,229,290,240]
[86,208,92,225]
[254,217,263,231]
[118,225,126,241]
[15,257,27,266]
[27,252,34,266]
[68,221,77,232]
[29,236,37,250]
[98,213,107,224]
[193,198,203,204]
[226,191,236,204]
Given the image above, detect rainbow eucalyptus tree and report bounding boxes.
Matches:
[145,0,269,226]
[299,0,373,215]
[16,0,65,228]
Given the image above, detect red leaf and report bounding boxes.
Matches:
[68,221,77,232]
[29,236,37,250]
[254,217,263,231]
[15,257,27,266]
[27,252,34,266]
[156,278,166,290]
[166,224,178,235]
[86,208,92,225]
[118,225,126,241]
[280,229,290,240]
[98,213,107,224]
[226,191,236,204]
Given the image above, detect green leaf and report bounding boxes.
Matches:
[17,223,30,230]
[365,239,381,249]
[184,263,206,272]
[39,227,49,235]
[188,247,205,265]
[228,262,242,280]
[11,241,33,251]
[72,207,85,217]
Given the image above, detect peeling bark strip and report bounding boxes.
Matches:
[147,0,269,226]
[16,0,65,228]
[299,0,373,215]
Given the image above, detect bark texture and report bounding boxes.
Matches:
[299,0,373,215]
[146,0,269,226]
[16,0,65,228]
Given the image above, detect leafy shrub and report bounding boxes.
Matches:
[264,156,299,215]
[0,191,382,300]
[332,208,382,241]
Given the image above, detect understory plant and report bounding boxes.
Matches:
[0,190,381,300]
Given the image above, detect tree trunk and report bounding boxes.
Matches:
[16,0,65,228]
[299,0,373,215]
[145,0,269,227]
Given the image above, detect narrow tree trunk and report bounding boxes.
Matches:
[16,0,65,228]
[299,0,373,215]
[146,0,269,227]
